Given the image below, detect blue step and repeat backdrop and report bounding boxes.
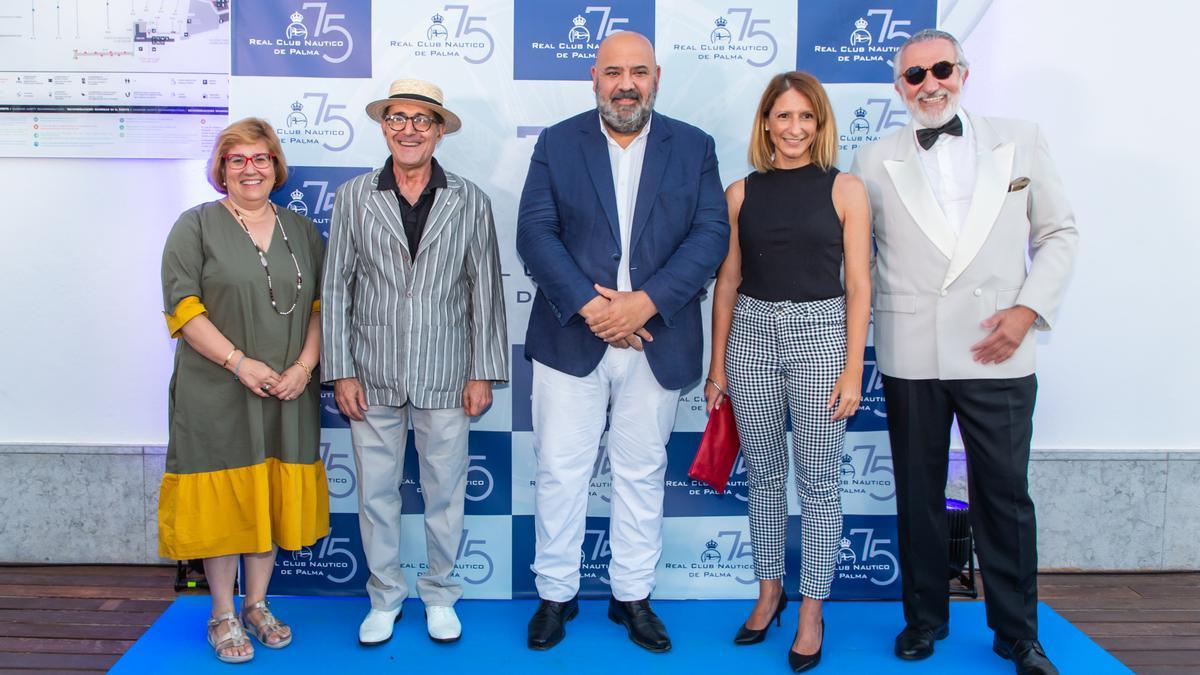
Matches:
[230,0,995,600]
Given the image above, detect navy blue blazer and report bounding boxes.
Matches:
[516,110,730,390]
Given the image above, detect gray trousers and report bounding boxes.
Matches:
[349,404,469,610]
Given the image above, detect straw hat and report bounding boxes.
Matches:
[364,79,461,133]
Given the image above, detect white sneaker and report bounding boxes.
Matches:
[425,606,462,643]
[358,607,401,646]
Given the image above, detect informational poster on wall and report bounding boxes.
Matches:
[0,0,231,158]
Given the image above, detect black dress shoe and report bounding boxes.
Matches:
[894,623,949,660]
[608,597,671,652]
[993,637,1059,675]
[734,592,788,645]
[787,618,824,672]
[527,596,578,650]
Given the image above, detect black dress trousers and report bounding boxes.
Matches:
[882,374,1039,641]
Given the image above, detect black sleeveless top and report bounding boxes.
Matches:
[737,164,844,302]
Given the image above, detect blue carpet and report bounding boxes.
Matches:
[112,597,1130,674]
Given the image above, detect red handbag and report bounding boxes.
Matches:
[688,383,741,494]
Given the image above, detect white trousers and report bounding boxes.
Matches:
[531,348,680,602]
[349,404,469,610]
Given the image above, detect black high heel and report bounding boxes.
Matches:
[733,592,788,645]
[788,618,824,672]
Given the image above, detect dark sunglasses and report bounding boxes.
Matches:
[899,60,962,86]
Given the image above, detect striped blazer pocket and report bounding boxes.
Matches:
[352,324,397,390]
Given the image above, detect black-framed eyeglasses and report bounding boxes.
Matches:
[383,113,438,132]
[898,60,963,86]
[224,152,274,170]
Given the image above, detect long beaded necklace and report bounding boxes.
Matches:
[227,200,303,316]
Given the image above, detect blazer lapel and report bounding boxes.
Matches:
[415,173,464,258]
[941,114,1014,290]
[629,115,671,254]
[364,179,410,256]
[580,120,621,246]
[883,127,957,260]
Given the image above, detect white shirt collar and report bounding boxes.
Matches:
[599,112,652,147]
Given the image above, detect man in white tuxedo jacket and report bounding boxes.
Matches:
[852,30,1077,675]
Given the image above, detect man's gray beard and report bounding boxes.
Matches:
[597,87,656,134]
[908,90,960,128]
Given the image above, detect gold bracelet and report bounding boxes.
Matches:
[293,360,312,382]
[221,348,238,369]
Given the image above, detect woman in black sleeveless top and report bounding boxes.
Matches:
[705,72,871,672]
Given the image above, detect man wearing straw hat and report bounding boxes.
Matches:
[321,79,508,647]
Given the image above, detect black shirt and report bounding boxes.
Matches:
[737,164,844,302]
[376,155,447,257]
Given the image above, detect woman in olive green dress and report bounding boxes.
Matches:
[159,118,329,664]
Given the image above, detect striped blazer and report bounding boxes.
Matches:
[320,165,509,409]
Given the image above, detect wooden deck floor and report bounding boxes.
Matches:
[0,566,1195,673]
[0,565,175,672]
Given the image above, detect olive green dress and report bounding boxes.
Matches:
[158,200,329,560]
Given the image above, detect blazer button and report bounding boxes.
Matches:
[973,288,982,297]
[406,291,413,298]
[611,253,620,261]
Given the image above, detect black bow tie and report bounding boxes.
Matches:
[916,115,963,150]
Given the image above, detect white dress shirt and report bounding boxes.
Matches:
[915,110,976,237]
[601,114,652,292]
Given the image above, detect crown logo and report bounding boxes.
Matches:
[705,539,718,550]
[290,11,304,23]
[431,13,444,23]
[290,101,303,111]
[714,16,727,27]
[854,17,868,30]
[841,454,853,464]
[840,538,852,549]
[290,189,304,200]
[572,14,587,27]
[854,107,867,118]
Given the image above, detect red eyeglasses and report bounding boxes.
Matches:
[224,153,275,170]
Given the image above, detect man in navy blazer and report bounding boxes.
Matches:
[516,31,728,653]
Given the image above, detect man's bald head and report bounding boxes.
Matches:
[592,31,659,136]
[595,31,657,70]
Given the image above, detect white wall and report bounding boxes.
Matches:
[0,158,218,444]
[1,0,1197,448]
[957,0,1200,449]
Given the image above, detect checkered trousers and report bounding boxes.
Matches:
[724,294,847,599]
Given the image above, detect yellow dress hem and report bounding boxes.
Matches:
[158,457,330,560]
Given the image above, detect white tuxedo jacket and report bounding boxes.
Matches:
[851,113,1078,380]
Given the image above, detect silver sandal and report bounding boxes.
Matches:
[241,599,293,649]
[206,612,253,664]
